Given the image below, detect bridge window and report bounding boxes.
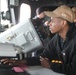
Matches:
[19,3,31,22]
[1,0,10,25]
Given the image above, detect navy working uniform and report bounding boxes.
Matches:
[25,23,76,75]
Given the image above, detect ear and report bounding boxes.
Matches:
[61,20,67,27]
[74,19,76,22]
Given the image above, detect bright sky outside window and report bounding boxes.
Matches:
[19,3,31,22]
[1,0,10,25]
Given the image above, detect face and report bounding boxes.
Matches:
[38,12,45,19]
[47,17,64,34]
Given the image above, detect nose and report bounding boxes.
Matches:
[44,21,49,26]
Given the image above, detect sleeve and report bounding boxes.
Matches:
[50,53,76,75]
[41,36,76,75]
[50,45,76,75]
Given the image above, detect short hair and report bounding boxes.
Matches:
[36,7,45,15]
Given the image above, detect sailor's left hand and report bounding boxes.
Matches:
[40,56,50,68]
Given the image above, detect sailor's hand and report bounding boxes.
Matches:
[40,56,50,68]
[1,58,26,66]
[44,21,49,26]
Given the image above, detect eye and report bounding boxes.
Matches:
[52,22,55,25]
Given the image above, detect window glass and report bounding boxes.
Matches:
[1,0,10,25]
[19,3,31,22]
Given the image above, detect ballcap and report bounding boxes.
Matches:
[72,7,76,19]
[44,5,75,23]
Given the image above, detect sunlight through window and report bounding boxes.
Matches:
[1,0,10,25]
[19,3,31,22]
[1,0,8,12]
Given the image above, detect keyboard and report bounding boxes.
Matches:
[0,62,18,69]
[0,69,17,75]
[0,64,13,69]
